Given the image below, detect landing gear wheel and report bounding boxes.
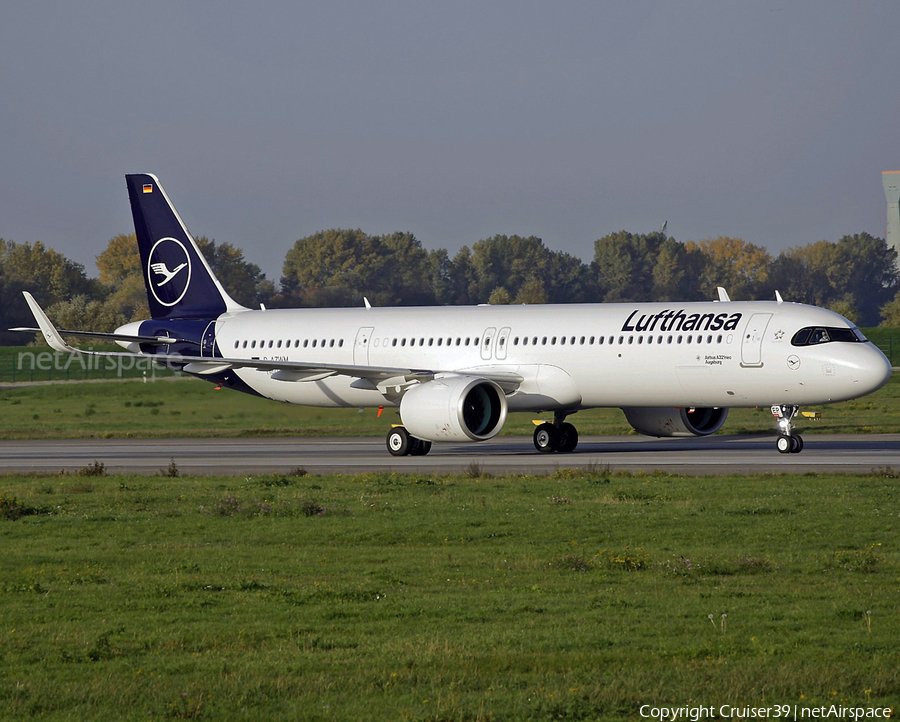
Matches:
[410,439,432,456]
[533,422,559,453]
[776,434,792,454]
[387,426,411,457]
[557,422,579,453]
[790,435,804,454]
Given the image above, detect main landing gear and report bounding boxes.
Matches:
[771,405,804,454]
[386,426,432,457]
[533,411,579,453]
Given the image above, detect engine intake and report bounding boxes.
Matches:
[621,406,728,437]
[400,376,507,442]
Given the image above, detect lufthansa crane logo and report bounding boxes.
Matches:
[147,237,191,307]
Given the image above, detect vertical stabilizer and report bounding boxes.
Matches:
[883,171,900,255]
[126,174,246,320]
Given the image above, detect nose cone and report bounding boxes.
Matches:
[857,344,893,395]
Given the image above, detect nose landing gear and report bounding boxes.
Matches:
[772,405,804,454]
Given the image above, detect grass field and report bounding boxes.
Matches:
[1,467,897,720]
[1,371,898,440]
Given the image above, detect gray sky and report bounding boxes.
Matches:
[1,1,897,282]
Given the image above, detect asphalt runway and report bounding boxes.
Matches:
[1,434,899,475]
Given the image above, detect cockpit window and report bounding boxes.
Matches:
[791,326,863,346]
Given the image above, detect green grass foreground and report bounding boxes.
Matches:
[1,468,897,720]
[0,373,898,439]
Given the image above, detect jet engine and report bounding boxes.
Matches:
[400,376,507,442]
[621,406,728,437]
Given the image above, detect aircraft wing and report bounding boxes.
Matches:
[17,292,523,389]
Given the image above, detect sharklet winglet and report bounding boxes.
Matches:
[22,292,77,354]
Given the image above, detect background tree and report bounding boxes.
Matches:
[378,232,435,306]
[96,233,149,322]
[650,238,706,301]
[281,229,436,307]
[467,235,590,304]
[195,237,273,308]
[488,286,511,305]
[592,231,666,302]
[686,236,772,301]
[880,290,900,326]
[769,234,898,325]
[46,295,127,336]
[514,277,548,304]
[0,239,94,344]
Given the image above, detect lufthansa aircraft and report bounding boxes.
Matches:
[16,174,893,456]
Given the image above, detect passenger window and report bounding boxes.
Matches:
[598,336,604,345]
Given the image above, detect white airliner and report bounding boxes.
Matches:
[16,174,893,456]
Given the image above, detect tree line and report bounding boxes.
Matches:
[1,228,899,345]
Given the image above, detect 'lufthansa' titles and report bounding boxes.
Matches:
[621,309,741,333]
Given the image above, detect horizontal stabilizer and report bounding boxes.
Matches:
[9,327,186,346]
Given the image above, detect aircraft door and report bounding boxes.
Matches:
[354,327,374,365]
[741,313,771,367]
[496,327,511,360]
[481,327,497,360]
[201,320,217,357]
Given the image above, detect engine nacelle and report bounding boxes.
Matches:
[400,376,508,442]
[621,406,728,437]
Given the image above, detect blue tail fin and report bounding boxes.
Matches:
[126,173,246,320]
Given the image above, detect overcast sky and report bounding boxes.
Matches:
[1,1,898,282]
